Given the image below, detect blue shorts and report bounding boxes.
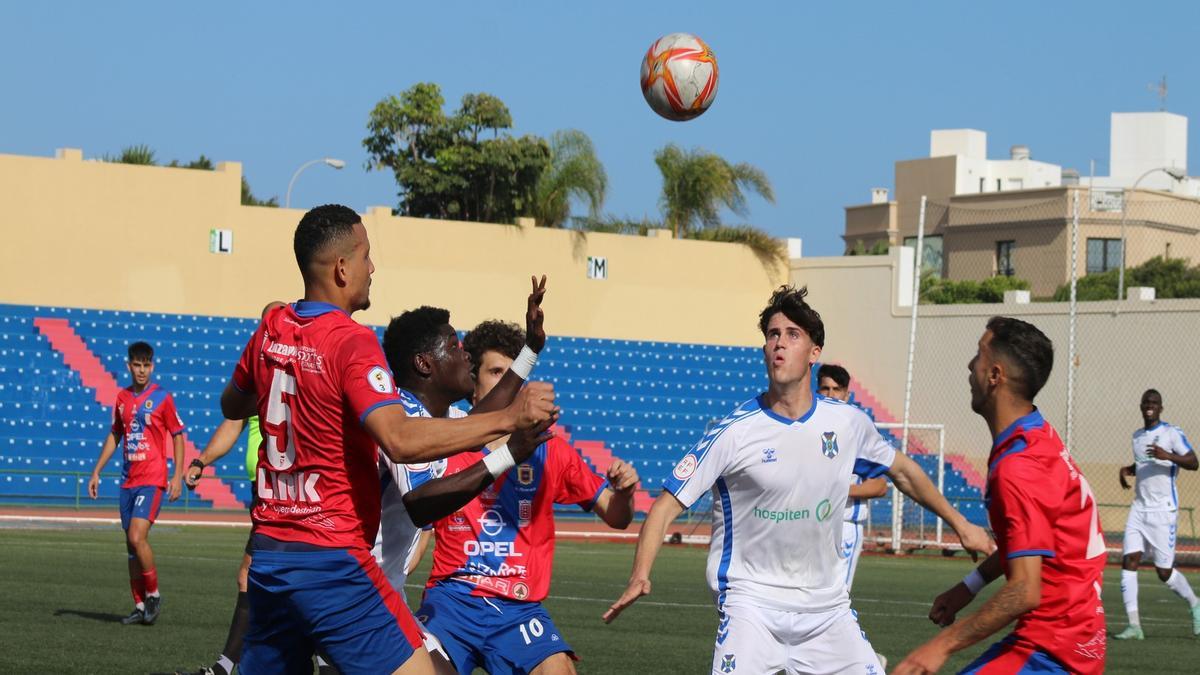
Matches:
[119,485,163,530]
[240,537,425,675]
[960,635,1069,674]
[417,581,575,675]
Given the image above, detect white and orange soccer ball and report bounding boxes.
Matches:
[640,33,719,121]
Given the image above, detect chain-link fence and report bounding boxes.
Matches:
[886,187,1200,561]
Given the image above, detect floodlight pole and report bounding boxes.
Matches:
[1118,166,1185,301]
[285,158,346,209]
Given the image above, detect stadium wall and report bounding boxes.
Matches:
[794,249,1200,521]
[0,149,784,347]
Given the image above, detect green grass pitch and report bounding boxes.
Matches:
[1,523,1196,673]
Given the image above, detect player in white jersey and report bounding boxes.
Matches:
[604,285,995,675]
[817,364,888,591]
[1113,388,1200,640]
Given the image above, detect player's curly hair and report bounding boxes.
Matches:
[757,285,824,347]
[383,306,451,378]
[127,341,154,362]
[986,316,1053,401]
[293,204,360,277]
[463,320,524,378]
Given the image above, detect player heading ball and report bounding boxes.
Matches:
[604,285,994,675]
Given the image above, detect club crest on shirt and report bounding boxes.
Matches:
[821,431,839,459]
[144,399,154,410]
[719,653,736,673]
[367,366,393,394]
[517,463,534,485]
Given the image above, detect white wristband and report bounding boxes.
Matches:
[963,569,987,595]
[482,445,516,479]
[509,345,538,380]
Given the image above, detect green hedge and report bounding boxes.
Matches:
[921,274,1031,304]
[1052,257,1200,301]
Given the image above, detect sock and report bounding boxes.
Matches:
[1165,569,1199,608]
[213,655,234,675]
[142,568,159,597]
[221,591,251,663]
[1122,569,1140,626]
[130,575,146,609]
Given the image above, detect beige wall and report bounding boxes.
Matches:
[895,156,958,236]
[943,222,1070,296]
[0,150,785,346]
[793,248,1200,525]
[843,202,897,250]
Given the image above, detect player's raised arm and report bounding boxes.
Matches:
[602,490,685,624]
[591,459,639,529]
[366,381,559,464]
[470,275,548,415]
[402,418,555,527]
[887,452,995,560]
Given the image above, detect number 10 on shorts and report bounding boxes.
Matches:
[518,618,544,645]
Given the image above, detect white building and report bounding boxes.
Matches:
[926,128,1062,194]
[1082,112,1199,196]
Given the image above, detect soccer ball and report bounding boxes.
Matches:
[640,33,719,121]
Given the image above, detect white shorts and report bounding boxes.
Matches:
[1123,508,1177,568]
[711,602,881,675]
[836,521,865,591]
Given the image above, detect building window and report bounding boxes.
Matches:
[995,240,1015,277]
[903,235,944,277]
[1086,238,1122,274]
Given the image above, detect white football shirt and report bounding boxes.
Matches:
[1132,422,1194,512]
[372,389,464,594]
[663,395,896,613]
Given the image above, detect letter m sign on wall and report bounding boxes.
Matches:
[586,256,607,280]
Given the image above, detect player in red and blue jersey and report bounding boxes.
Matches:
[88,340,186,626]
[219,205,558,675]
[895,317,1106,675]
[415,319,640,675]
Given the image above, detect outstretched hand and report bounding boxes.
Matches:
[602,578,651,624]
[955,522,996,562]
[526,275,548,353]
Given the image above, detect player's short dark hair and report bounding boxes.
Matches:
[818,364,850,389]
[986,316,1053,401]
[293,204,361,276]
[463,320,524,377]
[383,306,451,377]
[758,285,824,347]
[127,341,154,362]
[1142,388,1162,402]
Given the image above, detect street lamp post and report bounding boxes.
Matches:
[1117,166,1186,301]
[285,158,346,209]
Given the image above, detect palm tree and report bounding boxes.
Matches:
[533,130,607,228]
[654,144,774,238]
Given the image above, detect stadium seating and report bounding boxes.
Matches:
[0,303,987,526]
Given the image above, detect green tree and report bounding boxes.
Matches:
[363,82,552,223]
[534,130,607,228]
[654,144,775,238]
[102,144,157,165]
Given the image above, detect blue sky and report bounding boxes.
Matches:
[3,1,1197,255]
